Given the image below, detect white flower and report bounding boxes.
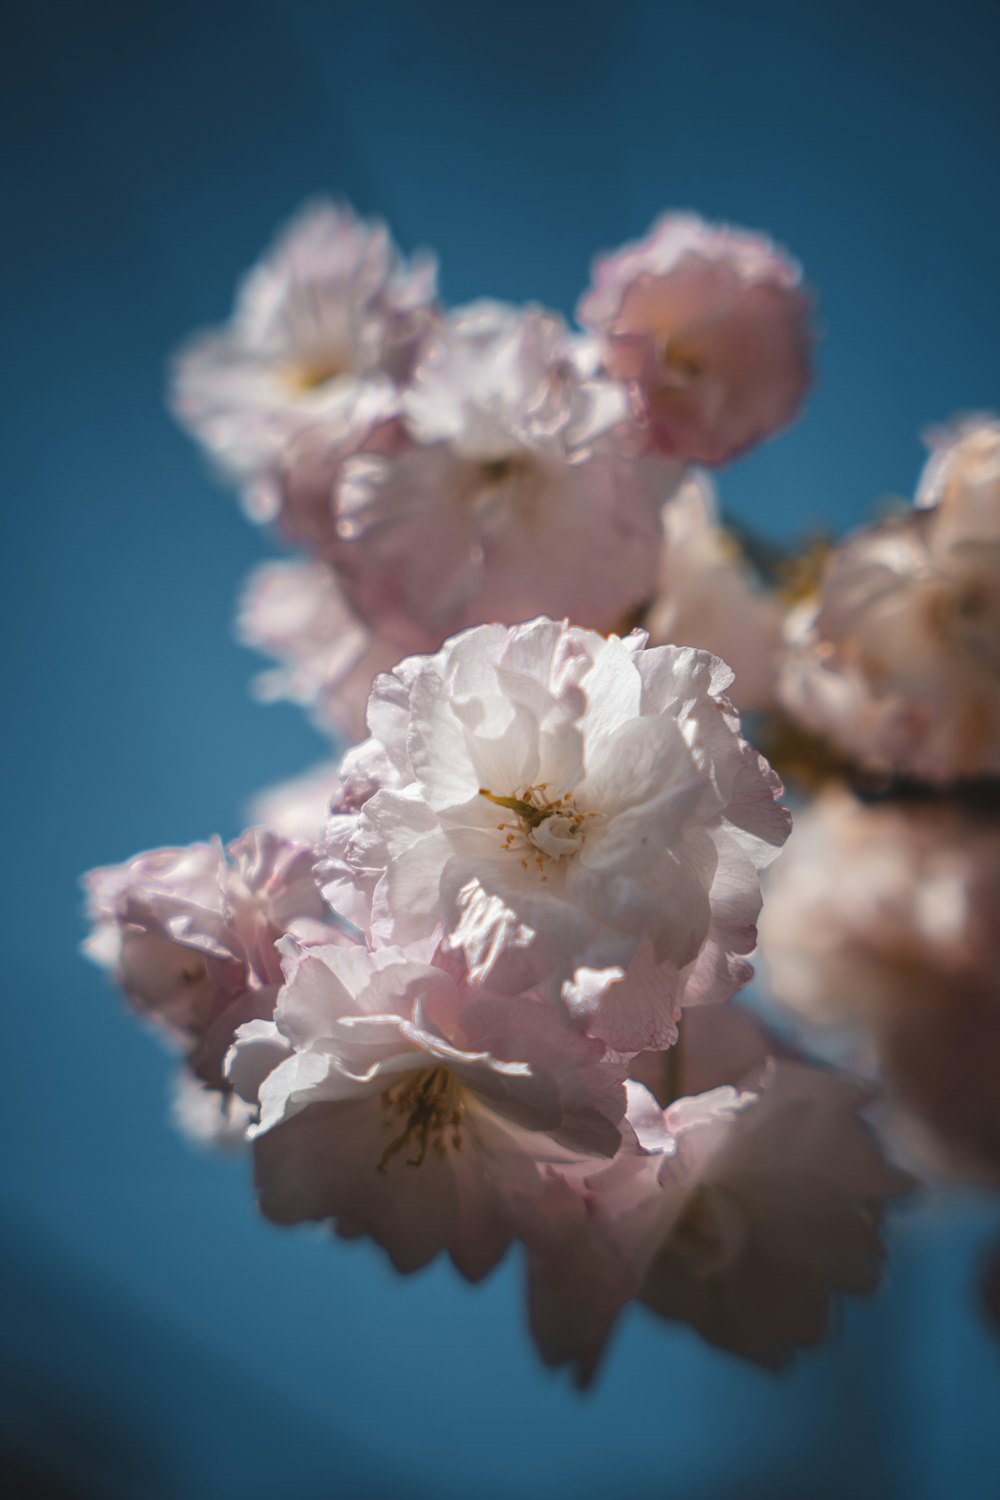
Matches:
[647,472,782,711]
[319,618,789,1049]
[171,199,436,496]
[779,416,1000,783]
[229,937,628,1280]
[325,302,679,639]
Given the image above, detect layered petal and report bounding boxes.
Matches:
[578,214,813,465]
[318,618,789,1046]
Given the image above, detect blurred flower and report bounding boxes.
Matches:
[646,472,782,711]
[84,830,335,1095]
[251,381,402,546]
[578,214,812,465]
[527,1005,910,1385]
[171,199,436,499]
[779,416,1000,784]
[231,937,628,1280]
[319,617,789,1049]
[323,301,678,639]
[236,557,414,744]
[916,412,1000,519]
[759,786,1000,1177]
[247,760,343,846]
[170,1072,256,1149]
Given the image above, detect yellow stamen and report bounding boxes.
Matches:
[479,788,552,829]
[377,1067,463,1173]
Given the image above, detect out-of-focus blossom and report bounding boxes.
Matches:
[759,786,1000,1178]
[84,830,336,1094]
[230,937,628,1280]
[527,1005,910,1385]
[250,382,402,545]
[320,617,789,1050]
[236,557,414,744]
[170,1072,256,1149]
[325,302,678,639]
[247,761,343,846]
[171,200,436,495]
[578,215,812,466]
[779,416,1000,784]
[646,472,782,711]
[916,412,1000,519]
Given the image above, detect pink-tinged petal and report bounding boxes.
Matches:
[640,1061,912,1367]
[84,829,339,1102]
[527,1229,635,1389]
[578,214,813,466]
[322,301,674,641]
[247,760,342,845]
[646,473,782,713]
[572,938,682,1052]
[780,417,1000,783]
[225,1019,293,1105]
[236,557,412,744]
[246,935,629,1280]
[760,787,1000,1177]
[171,199,437,494]
[319,617,788,1042]
[170,1073,256,1149]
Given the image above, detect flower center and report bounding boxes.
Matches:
[377,1066,464,1173]
[461,455,543,521]
[657,335,705,384]
[479,784,596,880]
[283,355,350,393]
[479,457,518,484]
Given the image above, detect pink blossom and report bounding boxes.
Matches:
[779,417,1000,783]
[230,938,628,1280]
[171,200,436,497]
[325,302,678,640]
[84,830,336,1098]
[319,617,789,1050]
[236,557,418,744]
[170,1073,256,1149]
[247,761,344,847]
[526,1006,910,1385]
[646,472,782,711]
[578,214,812,465]
[759,786,1000,1178]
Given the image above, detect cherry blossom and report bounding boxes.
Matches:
[324,301,679,639]
[759,786,1000,1178]
[84,829,336,1100]
[779,417,1000,783]
[84,192,951,1381]
[646,472,782,711]
[236,557,417,744]
[171,199,436,495]
[578,214,812,465]
[320,617,789,1049]
[230,937,628,1280]
[247,761,344,847]
[526,1006,911,1385]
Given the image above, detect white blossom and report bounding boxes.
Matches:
[320,618,789,1049]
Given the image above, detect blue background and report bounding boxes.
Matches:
[3,2,1000,1496]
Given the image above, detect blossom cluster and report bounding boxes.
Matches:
[85,196,1000,1382]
